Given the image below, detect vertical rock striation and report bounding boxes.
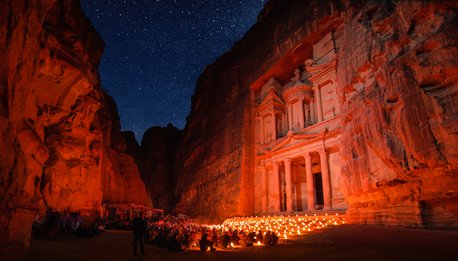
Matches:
[0,0,150,258]
[336,0,458,228]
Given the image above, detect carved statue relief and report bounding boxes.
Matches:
[301,59,314,85]
[276,116,282,138]
[292,68,301,81]
[304,103,311,125]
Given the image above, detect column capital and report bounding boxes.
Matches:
[317,147,328,155]
[283,158,292,165]
[303,152,312,160]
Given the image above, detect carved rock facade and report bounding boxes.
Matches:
[174,0,458,227]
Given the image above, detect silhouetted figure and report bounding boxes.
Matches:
[46,209,61,240]
[270,232,279,246]
[212,228,219,247]
[265,231,272,246]
[256,230,264,243]
[221,231,231,248]
[248,231,256,244]
[167,231,185,252]
[132,212,147,256]
[231,230,240,245]
[199,232,215,252]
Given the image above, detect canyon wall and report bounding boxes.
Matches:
[0,0,150,259]
[174,0,458,226]
[336,0,458,228]
[140,125,181,212]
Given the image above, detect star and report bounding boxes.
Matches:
[81,0,266,141]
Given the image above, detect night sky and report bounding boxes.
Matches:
[80,0,266,141]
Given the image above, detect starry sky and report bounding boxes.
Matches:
[80,0,266,142]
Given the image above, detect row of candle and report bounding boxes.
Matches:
[204,213,345,241]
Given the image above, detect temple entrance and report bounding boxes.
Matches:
[314,173,324,208]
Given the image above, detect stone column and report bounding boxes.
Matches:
[304,153,315,211]
[319,148,332,210]
[314,84,323,122]
[298,97,305,129]
[271,112,277,140]
[310,99,317,124]
[287,103,293,131]
[282,113,287,136]
[261,116,265,144]
[261,164,267,213]
[283,158,293,212]
[273,162,281,212]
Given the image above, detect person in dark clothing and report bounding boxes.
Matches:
[231,230,240,245]
[167,231,185,253]
[199,232,216,252]
[211,228,219,247]
[157,227,168,248]
[132,212,147,256]
[46,209,61,240]
[221,231,231,248]
[270,232,279,246]
[265,231,272,246]
[247,231,256,245]
[256,230,264,243]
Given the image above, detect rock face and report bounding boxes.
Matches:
[336,0,458,228]
[174,0,458,226]
[98,97,152,208]
[140,125,181,212]
[0,0,150,258]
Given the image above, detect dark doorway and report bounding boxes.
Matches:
[281,184,286,212]
[314,173,324,206]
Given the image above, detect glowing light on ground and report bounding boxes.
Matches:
[204,213,346,243]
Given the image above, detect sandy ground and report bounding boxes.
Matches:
[29,225,458,261]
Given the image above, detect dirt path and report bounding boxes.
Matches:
[29,225,458,261]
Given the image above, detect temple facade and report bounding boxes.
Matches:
[253,32,348,214]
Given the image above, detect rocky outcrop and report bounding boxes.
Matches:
[98,96,152,208]
[0,0,150,259]
[336,0,458,228]
[140,124,181,212]
[174,0,458,226]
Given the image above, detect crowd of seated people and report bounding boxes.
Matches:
[143,214,280,253]
[32,208,101,239]
[32,208,280,253]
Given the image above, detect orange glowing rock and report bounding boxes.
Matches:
[0,0,151,258]
[172,0,458,230]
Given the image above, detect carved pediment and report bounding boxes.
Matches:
[269,131,320,152]
[260,77,282,100]
[258,86,285,114]
[308,59,337,82]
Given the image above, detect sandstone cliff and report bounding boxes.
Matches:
[0,0,150,258]
[174,0,345,222]
[336,0,458,228]
[140,124,182,212]
[174,0,458,226]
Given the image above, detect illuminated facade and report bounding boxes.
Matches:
[253,32,348,214]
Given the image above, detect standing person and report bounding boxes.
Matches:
[132,212,147,256]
